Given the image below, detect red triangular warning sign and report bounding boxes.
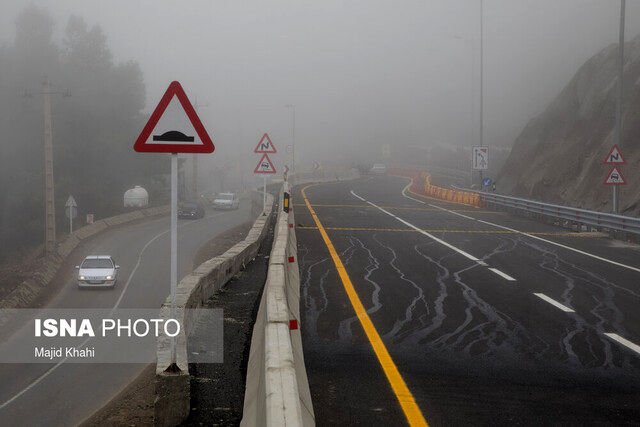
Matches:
[604,166,626,185]
[134,81,214,153]
[254,153,277,174]
[254,133,277,153]
[604,144,626,164]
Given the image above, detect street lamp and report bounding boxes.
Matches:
[285,104,295,182]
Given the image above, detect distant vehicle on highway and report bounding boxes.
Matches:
[76,255,119,289]
[212,192,240,210]
[370,163,387,174]
[178,201,205,219]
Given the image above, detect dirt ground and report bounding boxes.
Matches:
[79,220,255,427]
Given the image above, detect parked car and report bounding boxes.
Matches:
[178,201,205,219]
[76,255,119,289]
[370,163,387,174]
[212,192,240,210]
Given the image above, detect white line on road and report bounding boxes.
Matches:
[415,190,640,275]
[360,195,481,263]
[400,182,426,204]
[488,268,516,281]
[533,293,575,313]
[349,190,366,201]
[604,333,640,356]
[0,211,226,411]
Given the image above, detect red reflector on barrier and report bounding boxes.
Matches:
[289,224,293,228]
[289,319,298,330]
[288,256,295,263]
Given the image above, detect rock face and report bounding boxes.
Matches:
[498,35,640,216]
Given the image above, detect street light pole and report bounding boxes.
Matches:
[613,0,625,214]
[479,0,484,187]
[286,104,295,183]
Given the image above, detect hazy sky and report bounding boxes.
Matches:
[2,0,639,168]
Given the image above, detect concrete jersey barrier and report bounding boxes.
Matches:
[154,192,275,426]
[241,183,315,427]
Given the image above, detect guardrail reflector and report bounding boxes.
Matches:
[288,256,295,263]
[289,319,298,330]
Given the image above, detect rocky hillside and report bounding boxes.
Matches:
[498,34,640,216]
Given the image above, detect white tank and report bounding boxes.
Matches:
[124,186,149,207]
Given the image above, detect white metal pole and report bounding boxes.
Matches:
[479,0,484,187]
[70,211,73,234]
[263,175,267,214]
[613,0,625,214]
[170,153,178,365]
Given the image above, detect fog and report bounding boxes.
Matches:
[3,1,639,164]
[1,0,639,251]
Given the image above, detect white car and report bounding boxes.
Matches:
[370,163,387,174]
[76,255,119,289]
[212,192,240,210]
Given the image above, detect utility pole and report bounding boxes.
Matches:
[613,0,625,214]
[24,78,70,255]
[43,79,56,254]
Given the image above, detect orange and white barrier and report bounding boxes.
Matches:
[387,168,481,208]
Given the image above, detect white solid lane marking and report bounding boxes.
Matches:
[419,197,640,275]
[533,293,575,313]
[604,333,640,356]
[349,190,366,201]
[352,191,481,263]
[0,211,227,411]
[400,182,426,204]
[488,268,516,281]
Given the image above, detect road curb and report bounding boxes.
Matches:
[154,192,275,427]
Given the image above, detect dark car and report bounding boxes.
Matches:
[178,201,205,219]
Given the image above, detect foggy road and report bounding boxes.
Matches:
[296,175,640,425]
[0,201,251,426]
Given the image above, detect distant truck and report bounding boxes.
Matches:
[124,186,149,207]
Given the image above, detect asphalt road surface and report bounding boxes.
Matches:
[295,175,640,426]
[0,201,252,426]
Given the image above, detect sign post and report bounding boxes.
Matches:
[604,144,626,213]
[134,81,214,366]
[254,153,277,212]
[254,134,277,214]
[472,146,488,187]
[65,195,77,234]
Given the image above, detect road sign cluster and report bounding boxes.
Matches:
[603,144,626,185]
[253,134,277,174]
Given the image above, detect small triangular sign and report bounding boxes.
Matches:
[604,144,626,164]
[254,133,277,153]
[254,153,277,174]
[604,166,626,185]
[134,81,214,153]
[65,195,77,207]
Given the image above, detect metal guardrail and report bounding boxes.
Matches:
[454,186,640,235]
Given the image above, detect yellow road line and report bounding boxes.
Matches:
[301,183,428,427]
[292,203,500,214]
[296,226,604,237]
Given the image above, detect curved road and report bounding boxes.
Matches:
[0,201,252,426]
[296,175,640,425]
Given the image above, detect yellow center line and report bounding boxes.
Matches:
[292,203,501,214]
[301,183,428,427]
[295,226,604,237]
